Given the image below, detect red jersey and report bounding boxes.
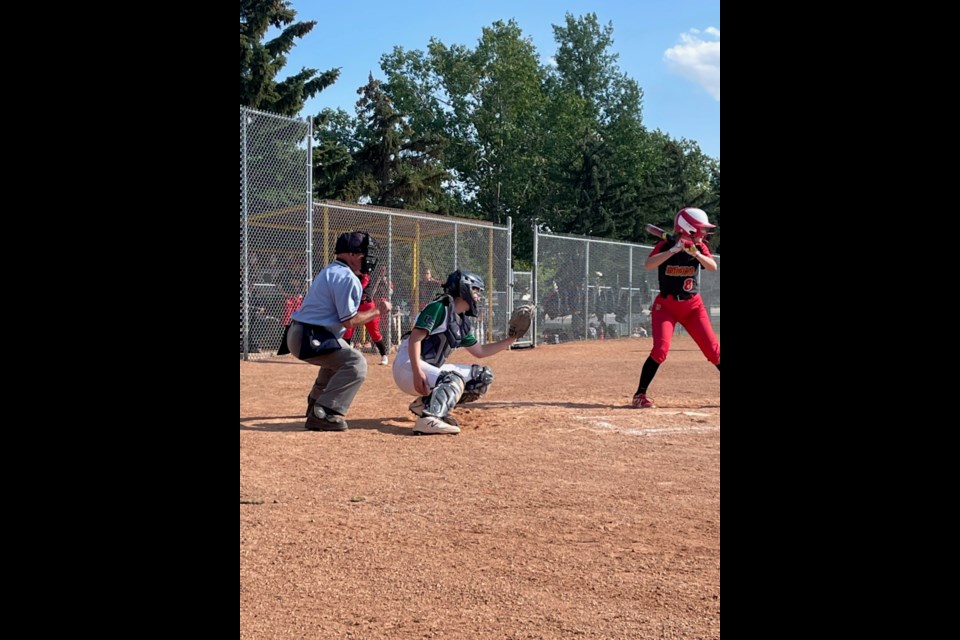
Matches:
[282,294,304,325]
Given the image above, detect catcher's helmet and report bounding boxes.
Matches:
[673,208,715,242]
[443,270,485,317]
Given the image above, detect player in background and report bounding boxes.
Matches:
[632,208,720,408]
[343,266,391,365]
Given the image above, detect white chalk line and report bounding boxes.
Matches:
[574,413,719,437]
[582,411,716,418]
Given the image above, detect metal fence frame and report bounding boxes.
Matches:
[240,106,719,358]
[532,226,720,347]
[302,201,513,355]
[242,171,512,360]
[240,106,312,360]
[510,271,534,348]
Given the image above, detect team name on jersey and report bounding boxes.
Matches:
[665,265,696,276]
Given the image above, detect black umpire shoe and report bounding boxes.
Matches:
[305,405,348,431]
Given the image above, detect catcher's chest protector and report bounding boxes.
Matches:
[421,297,470,366]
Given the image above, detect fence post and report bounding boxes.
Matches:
[628,246,634,337]
[241,108,250,360]
[584,242,590,341]
[306,116,313,285]
[531,219,538,347]
[507,215,513,333]
[387,215,394,351]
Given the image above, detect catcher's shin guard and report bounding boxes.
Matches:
[422,371,466,418]
[459,365,494,403]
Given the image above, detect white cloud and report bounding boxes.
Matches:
[664,27,720,101]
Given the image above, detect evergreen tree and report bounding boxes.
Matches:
[312,108,356,200]
[240,0,339,115]
[346,75,449,211]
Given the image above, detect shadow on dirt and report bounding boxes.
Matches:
[240,418,411,436]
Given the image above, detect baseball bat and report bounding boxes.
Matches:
[644,223,670,241]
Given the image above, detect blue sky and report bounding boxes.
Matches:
[276,0,719,159]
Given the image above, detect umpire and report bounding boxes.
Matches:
[283,231,391,431]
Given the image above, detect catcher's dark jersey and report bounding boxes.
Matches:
[413,296,478,366]
[651,238,714,296]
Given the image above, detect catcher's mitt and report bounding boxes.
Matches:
[508,304,534,340]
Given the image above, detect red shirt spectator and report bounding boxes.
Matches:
[281,279,304,325]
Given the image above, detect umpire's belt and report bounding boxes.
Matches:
[659,292,696,301]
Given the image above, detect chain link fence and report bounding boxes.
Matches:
[240,106,512,361]
[241,124,513,361]
[510,271,534,348]
[240,107,718,358]
[240,106,312,360]
[533,229,720,346]
[304,203,512,360]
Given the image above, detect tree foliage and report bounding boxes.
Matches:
[311,108,356,200]
[539,14,653,243]
[276,4,721,258]
[312,75,450,211]
[239,0,339,115]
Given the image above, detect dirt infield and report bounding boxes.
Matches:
[240,337,720,639]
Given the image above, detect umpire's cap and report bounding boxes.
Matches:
[335,231,370,255]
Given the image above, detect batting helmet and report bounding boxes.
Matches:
[673,208,715,242]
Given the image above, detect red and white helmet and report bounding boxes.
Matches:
[674,207,716,242]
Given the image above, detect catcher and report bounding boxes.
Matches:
[392,269,533,435]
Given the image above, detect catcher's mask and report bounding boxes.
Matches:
[443,270,484,317]
[335,231,379,274]
[673,208,715,243]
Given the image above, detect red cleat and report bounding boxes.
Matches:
[631,393,654,408]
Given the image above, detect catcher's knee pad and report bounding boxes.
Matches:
[459,381,488,404]
[423,371,465,418]
[470,364,494,385]
[459,366,494,404]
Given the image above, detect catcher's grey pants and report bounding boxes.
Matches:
[287,322,368,415]
[391,337,474,397]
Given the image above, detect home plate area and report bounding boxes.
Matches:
[572,409,720,437]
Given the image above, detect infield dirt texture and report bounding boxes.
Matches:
[241,336,720,639]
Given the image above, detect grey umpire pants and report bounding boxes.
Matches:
[287,322,368,416]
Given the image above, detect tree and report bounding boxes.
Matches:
[240,0,339,115]
[628,134,718,243]
[312,108,356,200]
[311,12,719,263]
[551,13,640,126]
[700,165,720,253]
[345,75,450,211]
[540,14,649,243]
[380,20,550,257]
